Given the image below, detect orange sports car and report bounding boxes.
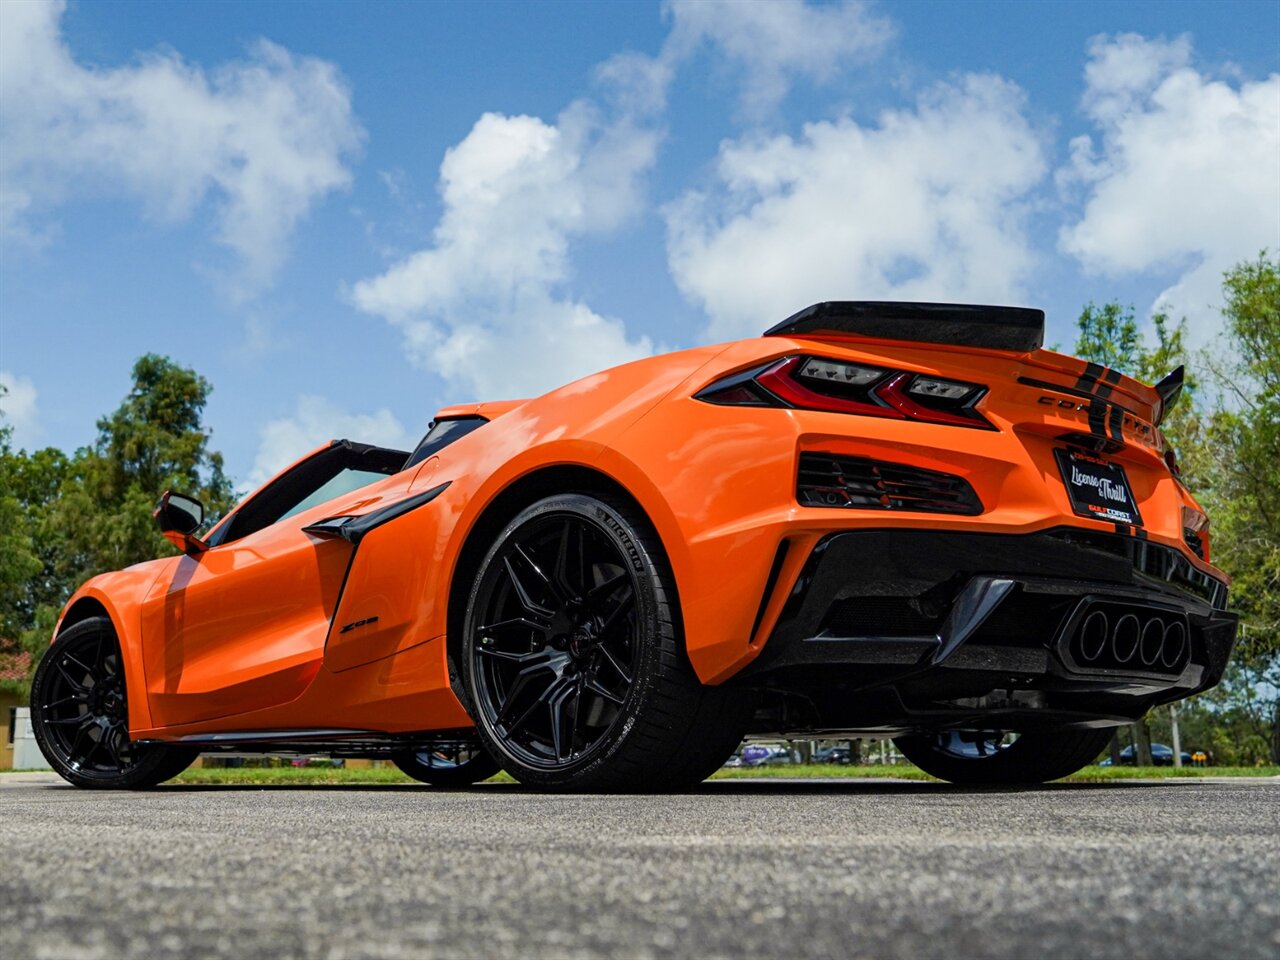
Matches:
[31,302,1237,790]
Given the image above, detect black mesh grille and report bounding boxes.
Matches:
[823,597,938,637]
[798,453,982,515]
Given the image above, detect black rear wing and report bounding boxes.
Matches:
[764,301,1045,353]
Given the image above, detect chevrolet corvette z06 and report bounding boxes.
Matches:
[31,302,1236,790]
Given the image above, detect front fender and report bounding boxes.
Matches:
[54,558,176,733]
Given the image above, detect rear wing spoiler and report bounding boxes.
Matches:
[764,301,1045,353]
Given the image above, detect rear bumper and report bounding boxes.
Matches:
[735,528,1237,735]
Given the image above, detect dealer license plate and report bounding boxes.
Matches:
[1054,448,1143,527]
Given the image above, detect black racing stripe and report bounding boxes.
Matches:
[1134,527,1148,540]
[1108,404,1125,441]
[1114,522,1130,535]
[1075,361,1104,393]
[1088,399,1108,437]
[1105,368,1121,384]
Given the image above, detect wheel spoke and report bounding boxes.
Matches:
[505,674,573,738]
[583,676,624,705]
[553,520,589,600]
[477,616,550,635]
[494,656,560,726]
[55,660,90,693]
[478,647,544,664]
[103,727,124,769]
[594,643,632,685]
[43,694,85,711]
[45,712,94,727]
[597,585,635,639]
[67,724,94,766]
[548,679,580,762]
[586,571,627,605]
[503,552,556,617]
[513,542,572,605]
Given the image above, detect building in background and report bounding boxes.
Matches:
[1,650,32,770]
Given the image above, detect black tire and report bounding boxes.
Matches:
[392,744,501,787]
[30,617,197,789]
[460,492,752,792]
[893,727,1114,785]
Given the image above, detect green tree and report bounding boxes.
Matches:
[0,356,235,673]
[1074,301,1142,374]
[1199,252,1280,762]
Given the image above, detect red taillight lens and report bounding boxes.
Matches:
[696,355,991,428]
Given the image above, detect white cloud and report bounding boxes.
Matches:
[351,105,657,400]
[249,396,412,487]
[0,0,362,295]
[1059,34,1280,342]
[0,370,40,448]
[598,0,894,117]
[665,74,1048,341]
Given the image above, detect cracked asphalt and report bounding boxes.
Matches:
[2,775,1277,959]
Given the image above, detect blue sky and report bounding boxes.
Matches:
[1,0,1277,488]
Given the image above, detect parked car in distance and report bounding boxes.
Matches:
[1099,743,1193,766]
[813,746,855,765]
[738,744,797,766]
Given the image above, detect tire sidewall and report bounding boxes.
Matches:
[461,493,670,788]
[30,617,188,789]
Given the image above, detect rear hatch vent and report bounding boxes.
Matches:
[798,453,982,515]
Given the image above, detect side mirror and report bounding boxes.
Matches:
[154,491,208,555]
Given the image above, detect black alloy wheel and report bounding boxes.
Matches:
[894,726,1114,784]
[461,493,753,792]
[392,742,501,787]
[30,617,196,789]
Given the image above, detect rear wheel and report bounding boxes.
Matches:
[461,492,753,792]
[392,743,500,787]
[30,617,197,789]
[893,727,1113,785]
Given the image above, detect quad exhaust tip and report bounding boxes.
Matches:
[1069,605,1189,673]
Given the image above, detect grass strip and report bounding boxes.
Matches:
[141,763,1280,786]
[6,764,1275,785]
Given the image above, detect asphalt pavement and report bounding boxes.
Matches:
[2,775,1277,959]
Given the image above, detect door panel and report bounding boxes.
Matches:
[325,460,448,673]
[141,521,355,727]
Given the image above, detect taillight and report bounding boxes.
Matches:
[695,355,991,428]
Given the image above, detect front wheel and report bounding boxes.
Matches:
[893,727,1113,785]
[460,492,753,792]
[392,743,500,787]
[30,617,197,789]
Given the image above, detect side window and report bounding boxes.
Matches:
[208,442,408,546]
[404,416,488,469]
